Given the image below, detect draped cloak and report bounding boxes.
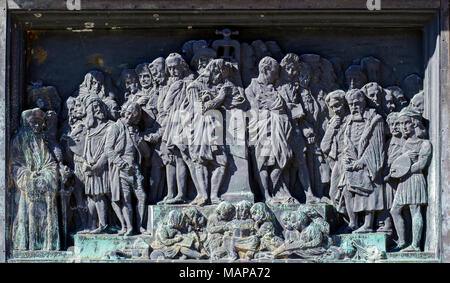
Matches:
[246,79,293,171]
[338,108,385,213]
[10,127,60,251]
[182,80,228,165]
[161,75,195,164]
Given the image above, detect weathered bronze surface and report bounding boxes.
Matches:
[7,29,435,262]
[2,0,449,263]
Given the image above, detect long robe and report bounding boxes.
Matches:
[246,79,293,171]
[321,114,349,211]
[161,75,195,163]
[10,129,60,251]
[338,108,385,213]
[182,80,228,165]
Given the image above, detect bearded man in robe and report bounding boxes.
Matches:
[338,89,385,233]
[10,108,60,250]
[246,56,295,204]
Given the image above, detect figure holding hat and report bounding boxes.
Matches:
[10,108,60,250]
[389,109,431,252]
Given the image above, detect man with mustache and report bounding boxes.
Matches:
[83,96,114,234]
[338,89,385,233]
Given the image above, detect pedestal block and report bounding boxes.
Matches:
[74,233,152,259]
[11,250,73,260]
[332,233,388,253]
[147,204,218,236]
[267,203,338,232]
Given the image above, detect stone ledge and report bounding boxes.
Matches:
[332,232,388,252]
[11,250,74,259]
[74,233,152,259]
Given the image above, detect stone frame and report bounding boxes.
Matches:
[0,0,448,262]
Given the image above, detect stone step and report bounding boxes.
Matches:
[385,251,437,260]
[74,233,152,259]
[10,250,74,260]
[332,232,388,252]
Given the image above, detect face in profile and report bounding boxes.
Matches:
[383,92,396,114]
[410,93,424,115]
[210,63,224,85]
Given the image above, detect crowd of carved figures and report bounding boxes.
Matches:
[9,29,431,259]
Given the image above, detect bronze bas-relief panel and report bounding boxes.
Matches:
[5,9,439,262]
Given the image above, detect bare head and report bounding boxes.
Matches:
[165,53,189,80]
[325,89,348,117]
[258,56,279,85]
[135,63,152,89]
[345,89,366,118]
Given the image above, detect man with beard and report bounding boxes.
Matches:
[190,48,217,76]
[184,59,246,205]
[246,56,295,204]
[120,69,141,103]
[106,101,151,235]
[83,96,114,234]
[10,108,60,250]
[61,97,89,232]
[159,53,195,205]
[321,90,350,211]
[338,89,385,233]
[77,70,119,120]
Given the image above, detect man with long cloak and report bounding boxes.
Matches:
[182,59,246,205]
[338,89,385,233]
[159,53,196,205]
[10,108,60,250]
[321,90,350,212]
[246,56,295,204]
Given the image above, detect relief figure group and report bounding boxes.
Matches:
[9,31,431,258]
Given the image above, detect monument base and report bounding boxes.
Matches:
[332,232,388,253]
[74,233,152,259]
[10,250,74,260]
